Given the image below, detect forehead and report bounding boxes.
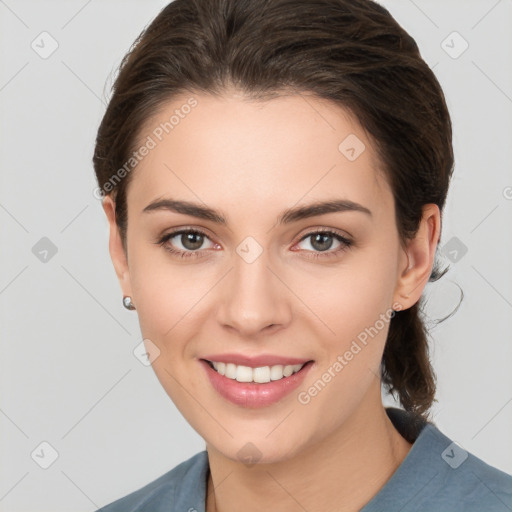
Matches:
[127,91,393,222]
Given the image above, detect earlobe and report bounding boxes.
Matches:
[393,204,441,310]
[102,196,132,295]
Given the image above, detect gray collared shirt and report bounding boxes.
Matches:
[95,407,512,511]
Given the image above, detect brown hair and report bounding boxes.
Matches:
[93,0,457,420]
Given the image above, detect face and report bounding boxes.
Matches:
[104,89,438,464]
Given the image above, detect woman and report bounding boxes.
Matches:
[92,0,512,510]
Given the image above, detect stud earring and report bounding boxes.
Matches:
[123,296,136,310]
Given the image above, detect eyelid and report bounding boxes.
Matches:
[155,225,213,242]
[297,225,353,240]
[156,227,217,248]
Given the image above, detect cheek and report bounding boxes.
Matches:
[311,250,397,339]
[127,242,216,356]
[131,268,197,344]
[295,270,396,434]
[128,244,177,331]
[303,240,399,392]
[128,252,208,407]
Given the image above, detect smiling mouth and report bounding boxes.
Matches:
[202,359,314,384]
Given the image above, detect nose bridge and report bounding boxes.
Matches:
[218,236,290,335]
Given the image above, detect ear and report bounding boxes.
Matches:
[392,204,441,311]
[102,195,132,299]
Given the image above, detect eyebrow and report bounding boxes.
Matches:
[142,197,372,225]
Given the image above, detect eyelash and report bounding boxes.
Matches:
[155,228,353,260]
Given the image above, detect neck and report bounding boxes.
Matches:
[206,383,413,512]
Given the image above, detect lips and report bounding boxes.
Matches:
[199,358,315,408]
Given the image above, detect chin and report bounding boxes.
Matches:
[206,434,306,467]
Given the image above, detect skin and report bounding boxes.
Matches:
[103,89,440,512]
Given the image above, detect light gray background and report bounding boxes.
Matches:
[1,0,511,510]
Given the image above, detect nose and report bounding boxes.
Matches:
[217,246,292,337]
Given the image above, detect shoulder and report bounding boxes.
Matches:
[424,424,512,511]
[94,450,209,512]
[365,409,512,512]
[400,422,512,511]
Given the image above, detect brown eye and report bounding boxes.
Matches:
[179,231,205,251]
[156,229,215,258]
[295,230,353,260]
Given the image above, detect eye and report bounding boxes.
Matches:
[155,228,217,259]
[294,229,353,260]
[155,227,353,260]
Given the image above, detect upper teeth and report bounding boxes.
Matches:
[210,361,305,383]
